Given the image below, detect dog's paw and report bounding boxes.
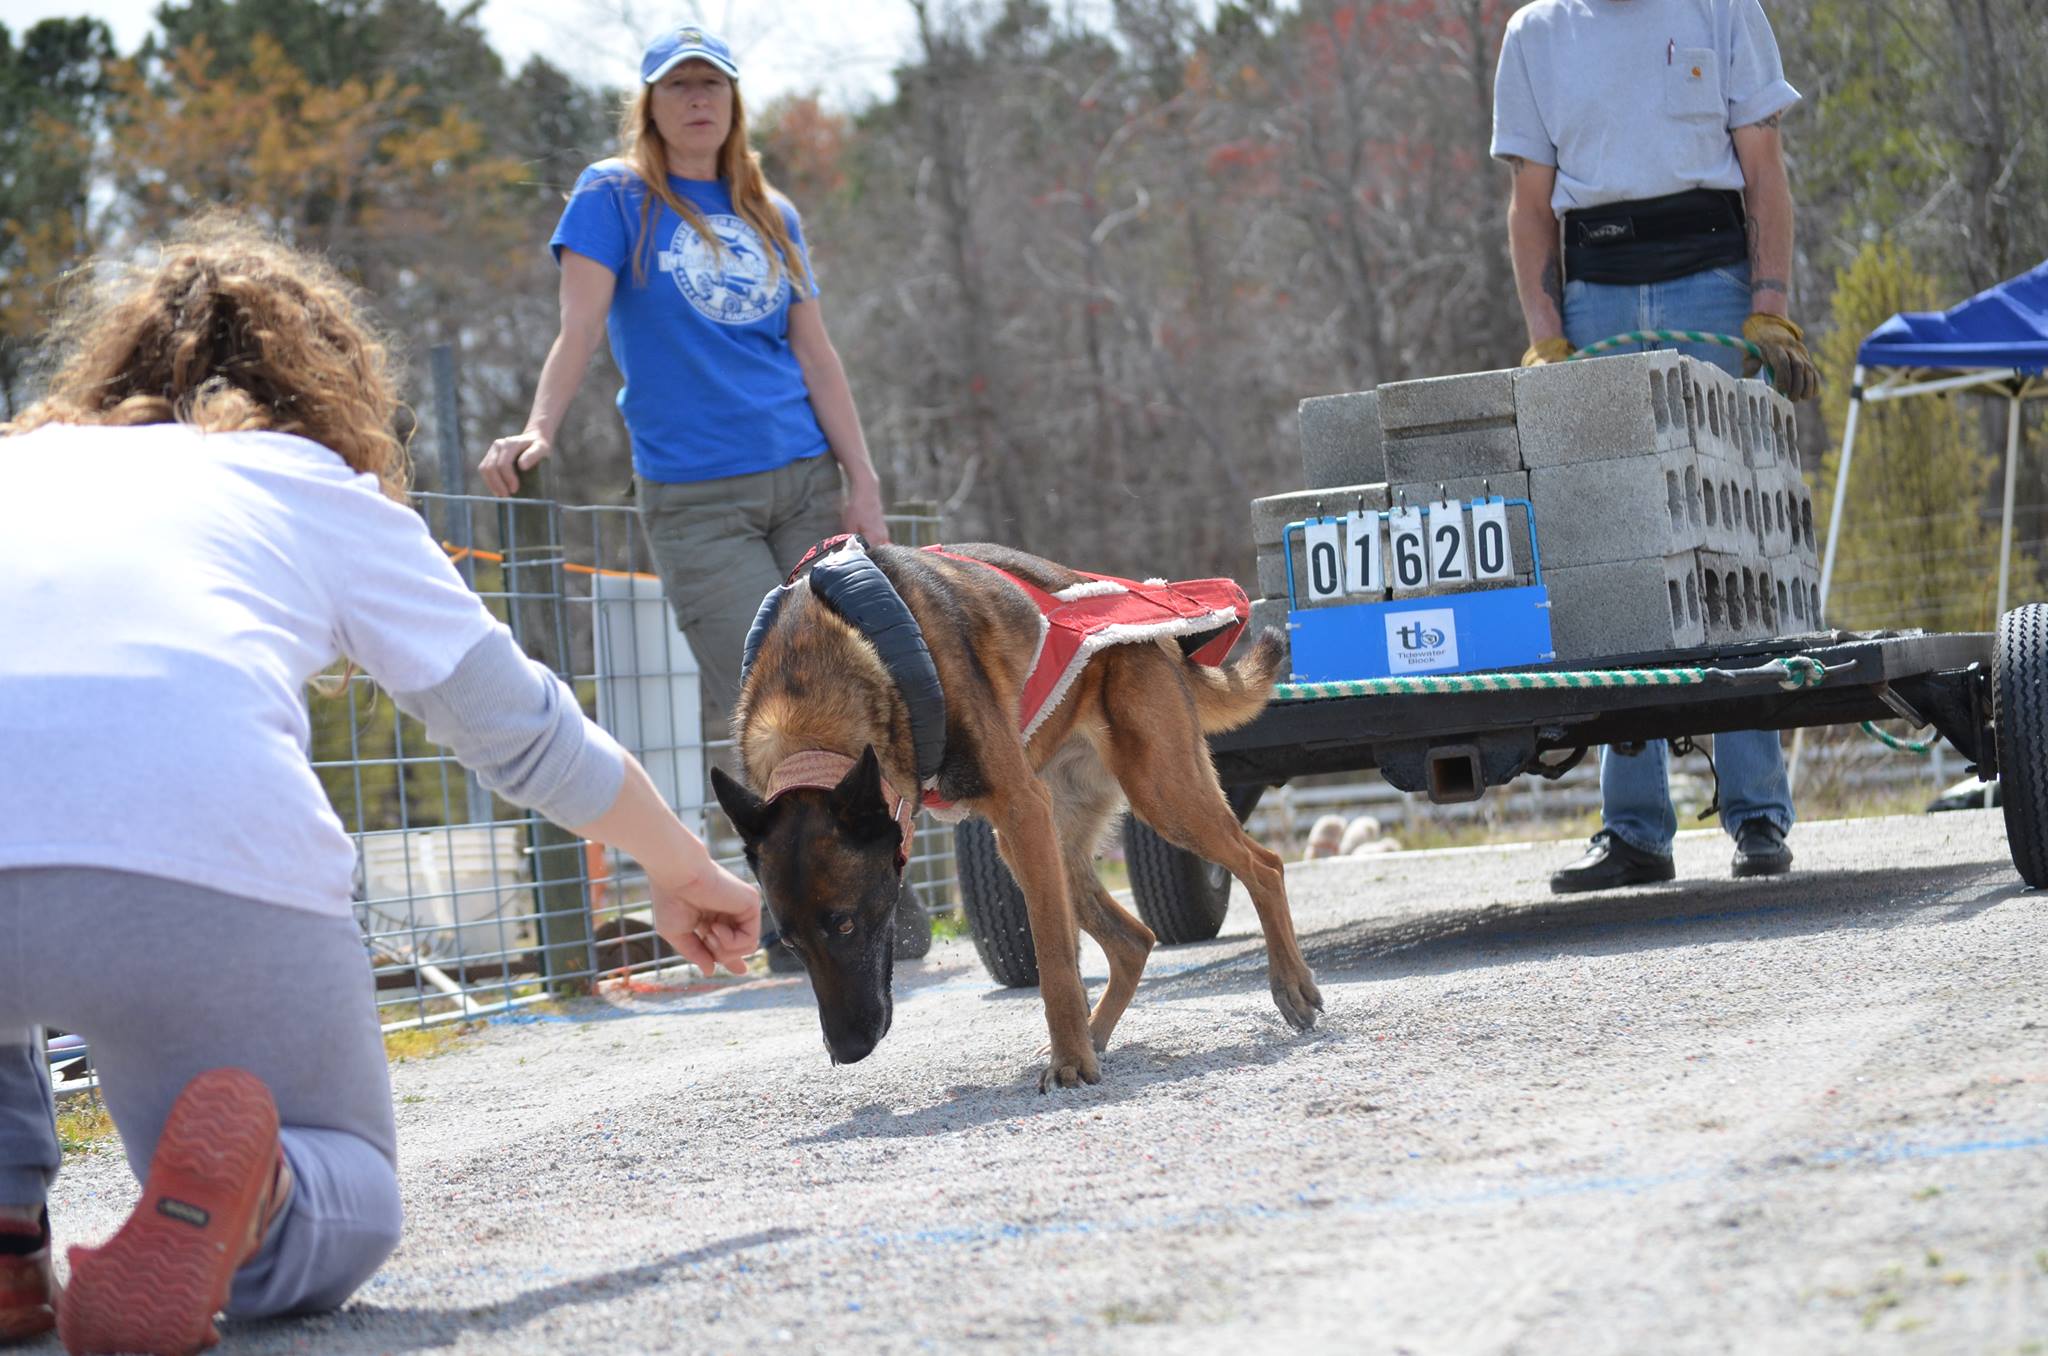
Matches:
[1270,972,1324,1032]
[1037,1048,1101,1093]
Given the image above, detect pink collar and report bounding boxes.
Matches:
[761,750,918,870]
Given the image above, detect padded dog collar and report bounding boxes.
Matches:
[741,536,948,788]
[762,749,917,870]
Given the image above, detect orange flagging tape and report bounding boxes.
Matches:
[442,542,661,584]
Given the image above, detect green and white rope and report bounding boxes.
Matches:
[1858,720,1936,756]
[1569,329,1773,386]
[1271,655,1826,702]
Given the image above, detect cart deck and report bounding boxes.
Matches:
[1211,628,1996,792]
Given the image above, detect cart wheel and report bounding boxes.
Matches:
[954,818,1037,987]
[1996,605,2048,886]
[1124,784,1265,945]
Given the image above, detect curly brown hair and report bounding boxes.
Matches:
[5,212,410,499]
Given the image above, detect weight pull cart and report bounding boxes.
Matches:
[953,396,2040,990]
[957,608,2030,990]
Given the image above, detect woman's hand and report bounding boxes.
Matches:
[479,430,554,498]
[649,855,762,976]
[842,477,892,545]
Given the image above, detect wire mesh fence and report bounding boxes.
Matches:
[322,490,955,1034]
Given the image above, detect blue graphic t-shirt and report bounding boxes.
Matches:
[551,161,828,483]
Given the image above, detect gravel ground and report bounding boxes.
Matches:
[32,808,2048,1355]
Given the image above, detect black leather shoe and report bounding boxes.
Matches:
[1731,819,1793,878]
[1550,831,1676,894]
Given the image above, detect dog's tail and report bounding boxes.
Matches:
[1185,628,1286,734]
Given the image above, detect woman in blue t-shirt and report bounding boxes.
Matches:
[482,25,889,758]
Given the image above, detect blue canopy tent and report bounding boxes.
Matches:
[1821,261,2048,620]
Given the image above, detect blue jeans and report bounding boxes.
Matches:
[1562,262,1794,855]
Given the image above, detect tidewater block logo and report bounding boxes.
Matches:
[1385,607,1459,673]
[658,216,786,325]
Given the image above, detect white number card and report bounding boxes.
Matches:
[1388,507,1428,595]
[1300,520,1345,601]
[1342,511,1382,593]
[1470,499,1514,581]
[1427,499,1469,586]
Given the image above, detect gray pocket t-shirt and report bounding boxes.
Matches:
[1490,0,1801,213]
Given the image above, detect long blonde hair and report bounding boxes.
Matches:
[4,212,409,500]
[620,76,813,296]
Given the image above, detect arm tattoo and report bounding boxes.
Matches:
[1541,245,1564,317]
[1744,212,1788,301]
[1504,155,1526,172]
[1743,111,1782,130]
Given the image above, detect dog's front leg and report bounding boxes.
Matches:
[987,782,1099,1091]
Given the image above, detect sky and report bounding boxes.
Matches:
[7,0,924,109]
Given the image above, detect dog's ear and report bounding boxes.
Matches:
[710,765,775,844]
[828,745,899,842]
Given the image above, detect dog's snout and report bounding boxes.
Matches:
[825,1029,880,1064]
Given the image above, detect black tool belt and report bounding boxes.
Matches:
[1563,187,1747,286]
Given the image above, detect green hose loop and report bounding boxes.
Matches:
[1858,721,1936,756]
[1568,330,1774,388]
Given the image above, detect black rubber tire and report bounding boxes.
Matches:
[954,818,1038,987]
[1996,605,2048,886]
[1124,783,1265,945]
[892,877,933,960]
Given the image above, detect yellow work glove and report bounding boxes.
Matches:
[1520,337,1573,367]
[1742,313,1820,402]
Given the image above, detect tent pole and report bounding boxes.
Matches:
[1818,365,1867,617]
[1996,388,2023,620]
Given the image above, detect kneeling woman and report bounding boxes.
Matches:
[0,217,759,1353]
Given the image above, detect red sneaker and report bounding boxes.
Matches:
[58,1069,289,1356]
[0,1208,55,1343]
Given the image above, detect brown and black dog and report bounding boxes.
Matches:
[710,541,1322,1090]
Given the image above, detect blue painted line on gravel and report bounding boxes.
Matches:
[845,1124,2048,1255]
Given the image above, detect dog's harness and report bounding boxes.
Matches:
[741,536,937,869]
[740,535,1250,856]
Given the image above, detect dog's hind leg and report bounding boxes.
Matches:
[1099,650,1323,1032]
[1043,739,1155,1053]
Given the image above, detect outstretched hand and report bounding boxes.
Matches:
[650,857,762,976]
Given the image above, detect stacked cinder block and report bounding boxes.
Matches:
[1251,350,1823,668]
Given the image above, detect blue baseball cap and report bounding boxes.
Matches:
[641,25,740,83]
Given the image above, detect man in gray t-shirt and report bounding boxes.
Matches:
[1490,0,1819,893]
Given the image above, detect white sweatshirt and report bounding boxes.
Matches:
[0,423,624,916]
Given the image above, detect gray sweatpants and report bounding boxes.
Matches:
[0,868,402,1318]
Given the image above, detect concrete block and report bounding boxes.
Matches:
[1545,553,1707,662]
[1762,463,1805,559]
[1381,424,1523,484]
[1514,351,1683,467]
[1377,368,1517,433]
[1697,551,1776,645]
[1694,451,1753,556]
[1528,451,1706,568]
[1297,391,1385,490]
[1250,482,1388,548]
[1739,381,1791,469]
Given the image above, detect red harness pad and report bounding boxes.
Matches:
[924,548,1248,742]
